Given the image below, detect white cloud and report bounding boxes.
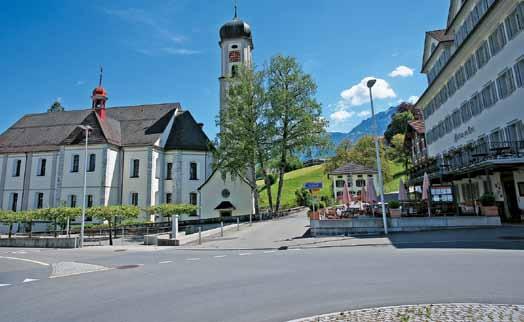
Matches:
[357,110,371,117]
[339,77,396,107]
[407,95,419,104]
[389,65,414,78]
[330,110,355,122]
[76,80,85,86]
[162,47,201,55]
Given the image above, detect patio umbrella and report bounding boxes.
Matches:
[342,181,352,205]
[399,179,408,201]
[367,177,378,216]
[422,172,432,216]
[360,186,367,211]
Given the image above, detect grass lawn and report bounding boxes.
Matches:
[257,165,332,209]
[257,161,406,209]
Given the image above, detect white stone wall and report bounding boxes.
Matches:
[198,171,254,220]
[331,174,379,201]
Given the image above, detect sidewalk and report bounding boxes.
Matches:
[180,210,524,250]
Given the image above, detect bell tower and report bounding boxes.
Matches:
[218,3,254,130]
[91,66,108,120]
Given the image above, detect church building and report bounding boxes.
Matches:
[0,9,256,221]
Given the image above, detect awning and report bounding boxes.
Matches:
[214,201,236,210]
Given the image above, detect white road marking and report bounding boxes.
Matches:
[263,250,276,254]
[289,248,302,251]
[22,278,39,283]
[239,253,252,256]
[0,256,50,267]
[214,255,227,258]
[186,258,200,261]
[0,284,11,287]
[159,261,173,264]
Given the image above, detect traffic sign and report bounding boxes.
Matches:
[304,182,323,190]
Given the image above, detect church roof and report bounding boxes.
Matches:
[0,103,211,153]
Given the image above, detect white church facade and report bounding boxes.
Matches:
[0,10,256,221]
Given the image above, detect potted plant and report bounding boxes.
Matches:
[388,200,401,218]
[479,193,498,216]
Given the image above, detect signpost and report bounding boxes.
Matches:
[305,182,323,215]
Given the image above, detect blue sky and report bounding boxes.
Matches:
[0,0,449,138]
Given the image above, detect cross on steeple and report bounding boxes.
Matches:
[234,0,238,19]
[99,66,103,87]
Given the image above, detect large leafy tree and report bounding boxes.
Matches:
[324,139,353,173]
[384,111,414,143]
[215,65,272,215]
[347,135,391,182]
[147,204,197,222]
[0,210,18,239]
[266,55,329,212]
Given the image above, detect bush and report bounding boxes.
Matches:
[479,193,496,207]
[388,200,400,209]
[295,187,311,207]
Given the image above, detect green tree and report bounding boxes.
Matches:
[48,100,64,113]
[266,55,329,212]
[0,210,19,239]
[384,111,414,142]
[147,204,197,224]
[40,207,80,237]
[347,135,391,182]
[19,209,44,238]
[215,65,272,215]
[87,205,139,246]
[324,139,353,173]
[388,133,411,174]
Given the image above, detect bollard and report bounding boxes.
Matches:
[220,221,224,237]
[237,217,240,231]
[198,226,202,245]
[172,215,179,240]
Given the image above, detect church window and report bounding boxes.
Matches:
[221,189,230,198]
[229,50,241,62]
[189,192,197,205]
[131,159,140,178]
[231,65,238,77]
[189,162,198,180]
[71,154,80,173]
[87,154,96,172]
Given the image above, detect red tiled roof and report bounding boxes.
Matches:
[408,120,425,134]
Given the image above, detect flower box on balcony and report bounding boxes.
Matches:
[481,206,499,216]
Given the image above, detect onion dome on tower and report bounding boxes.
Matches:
[219,3,253,48]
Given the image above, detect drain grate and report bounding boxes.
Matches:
[115,264,141,269]
[498,236,524,240]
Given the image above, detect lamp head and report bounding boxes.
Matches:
[366,79,377,89]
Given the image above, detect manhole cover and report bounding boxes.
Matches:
[114,249,127,252]
[115,264,141,269]
[498,236,524,240]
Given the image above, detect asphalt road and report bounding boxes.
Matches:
[1,240,524,322]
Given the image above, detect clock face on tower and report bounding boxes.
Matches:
[229,50,241,62]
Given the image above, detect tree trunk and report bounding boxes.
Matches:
[262,168,273,213]
[54,218,58,238]
[28,220,32,239]
[249,161,260,217]
[109,220,113,246]
[8,223,12,239]
[275,110,289,213]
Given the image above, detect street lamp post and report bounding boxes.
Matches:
[78,125,93,247]
[367,79,388,235]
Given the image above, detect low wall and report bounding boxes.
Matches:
[0,236,79,248]
[145,222,245,246]
[310,216,502,236]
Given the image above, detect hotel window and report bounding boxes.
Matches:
[496,68,516,99]
[166,162,173,180]
[37,158,46,176]
[87,195,93,208]
[336,191,343,198]
[475,41,491,69]
[505,5,523,40]
[518,2,524,29]
[514,58,524,88]
[131,159,140,178]
[444,116,453,132]
[460,101,472,123]
[189,162,198,180]
[71,154,80,173]
[455,66,466,89]
[465,55,477,80]
[452,109,462,128]
[12,159,21,177]
[490,129,505,144]
[447,76,457,97]
[506,121,524,142]
[335,180,345,188]
[469,92,484,117]
[481,81,498,108]
[489,23,507,56]
[87,154,96,172]
[36,192,44,209]
[166,193,172,204]
[69,195,77,208]
[131,193,139,206]
[11,193,18,212]
[189,192,197,206]
[356,179,366,187]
